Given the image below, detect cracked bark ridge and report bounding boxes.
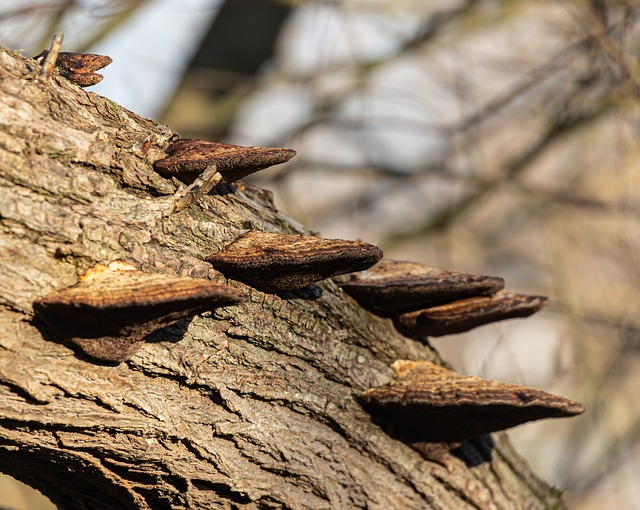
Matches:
[357,360,585,445]
[207,231,383,293]
[33,50,112,87]
[153,138,296,185]
[395,290,547,337]
[340,259,505,315]
[33,260,247,362]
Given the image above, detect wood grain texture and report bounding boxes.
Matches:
[0,47,572,509]
[358,360,585,444]
[207,230,383,293]
[153,138,296,184]
[395,290,547,337]
[341,259,505,315]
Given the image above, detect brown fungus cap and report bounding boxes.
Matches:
[33,261,247,362]
[357,360,585,444]
[153,139,296,185]
[395,290,547,338]
[340,259,505,315]
[206,231,383,293]
[34,50,112,87]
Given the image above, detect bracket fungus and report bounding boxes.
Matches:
[394,290,547,337]
[33,261,247,363]
[34,50,112,87]
[153,138,296,185]
[206,231,383,293]
[357,360,584,445]
[340,259,505,315]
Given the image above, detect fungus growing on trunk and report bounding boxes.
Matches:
[340,259,504,315]
[207,231,383,293]
[357,359,584,445]
[394,290,547,337]
[34,50,112,87]
[33,261,247,362]
[153,139,296,185]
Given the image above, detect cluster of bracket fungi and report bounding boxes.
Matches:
[32,48,584,457]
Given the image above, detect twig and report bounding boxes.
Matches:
[172,165,222,212]
[37,33,63,83]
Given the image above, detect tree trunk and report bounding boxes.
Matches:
[0,47,565,509]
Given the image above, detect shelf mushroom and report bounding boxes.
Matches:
[341,259,547,338]
[207,231,383,293]
[357,359,584,445]
[33,261,247,362]
[154,138,296,185]
[340,259,505,315]
[394,290,547,337]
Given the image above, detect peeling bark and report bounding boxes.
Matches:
[0,48,566,509]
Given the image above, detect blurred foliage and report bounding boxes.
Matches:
[1,1,640,509]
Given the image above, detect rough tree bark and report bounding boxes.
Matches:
[0,47,567,509]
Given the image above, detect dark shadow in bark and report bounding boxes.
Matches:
[452,435,495,467]
[0,444,137,510]
[278,285,324,300]
[361,413,495,466]
[144,319,193,345]
[31,316,194,366]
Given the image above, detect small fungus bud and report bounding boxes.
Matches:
[206,231,383,293]
[357,360,584,444]
[33,261,247,363]
[340,259,504,315]
[394,290,547,337]
[153,139,296,186]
